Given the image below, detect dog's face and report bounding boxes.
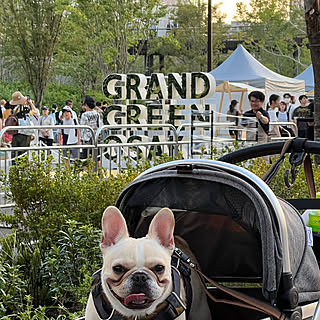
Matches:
[100,206,175,318]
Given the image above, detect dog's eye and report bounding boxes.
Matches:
[112,265,125,274]
[153,264,165,274]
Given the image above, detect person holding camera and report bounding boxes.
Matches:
[9,91,37,158]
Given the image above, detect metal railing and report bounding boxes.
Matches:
[0,125,96,174]
[94,124,180,173]
[0,120,299,174]
[0,119,303,216]
[96,123,179,156]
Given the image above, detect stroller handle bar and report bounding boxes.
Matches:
[218,139,320,164]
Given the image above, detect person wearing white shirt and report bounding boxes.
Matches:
[267,94,280,137]
[58,107,80,160]
[283,93,296,121]
[59,99,77,122]
[39,106,55,146]
[277,101,295,137]
[80,96,101,160]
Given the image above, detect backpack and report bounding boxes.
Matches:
[4,114,19,135]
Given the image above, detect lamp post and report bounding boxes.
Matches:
[208,0,213,72]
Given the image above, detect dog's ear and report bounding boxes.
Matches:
[101,206,129,248]
[148,208,175,250]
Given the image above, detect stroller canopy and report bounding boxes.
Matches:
[116,160,320,305]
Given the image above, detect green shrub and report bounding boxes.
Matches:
[3,295,72,320]
[0,263,27,316]
[41,220,102,311]
[0,230,50,315]
[1,152,181,240]
[0,154,136,240]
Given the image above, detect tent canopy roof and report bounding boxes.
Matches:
[295,64,314,91]
[216,81,263,92]
[210,45,304,90]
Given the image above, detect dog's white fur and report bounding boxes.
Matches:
[85,206,211,320]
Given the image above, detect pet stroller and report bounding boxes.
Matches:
[115,139,320,320]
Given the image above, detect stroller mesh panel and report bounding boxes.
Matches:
[121,177,263,281]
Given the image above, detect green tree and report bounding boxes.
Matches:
[56,0,165,93]
[149,1,228,73]
[0,0,70,107]
[236,0,311,77]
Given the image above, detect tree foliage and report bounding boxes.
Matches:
[0,0,71,107]
[0,0,165,104]
[149,0,229,73]
[56,0,165,97]
[236,0,311,77]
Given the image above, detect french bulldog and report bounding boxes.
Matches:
[85,206,211,320]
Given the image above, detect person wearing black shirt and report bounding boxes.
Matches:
[292,95,314,139]
[241,91,270,143]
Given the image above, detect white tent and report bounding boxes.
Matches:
[295,64,314,92]
[209,45,305,98]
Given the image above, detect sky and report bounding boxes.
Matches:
[212,0,251,23]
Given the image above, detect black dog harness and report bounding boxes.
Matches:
[91,249,192,320]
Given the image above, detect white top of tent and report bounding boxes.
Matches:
[228,82,262,91]
[209,45,304,90]
[295,64,314,91]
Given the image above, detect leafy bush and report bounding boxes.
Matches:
[0,263,27,316]
[1,153,139,240]
[41,220,102,310]
[0,230,49,315]
[1,151,182,240]
[1,295,73,320]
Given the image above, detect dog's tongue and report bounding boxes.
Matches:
[124,293,147,306]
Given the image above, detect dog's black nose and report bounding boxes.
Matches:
[132,272,148,284]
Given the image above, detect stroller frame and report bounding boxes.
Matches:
[116,158,320,320]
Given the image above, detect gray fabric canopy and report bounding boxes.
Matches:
[116,161,320,306]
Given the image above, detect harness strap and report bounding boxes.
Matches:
[262,138,294,184]
[195,269,289,320]
[262,138,317,198]
[91,270,115,319]
[304,153,316,199]
[171,254,192,317]
[151,255,188,320]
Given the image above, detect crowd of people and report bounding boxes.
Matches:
[0,91,107,161]
[226,91,314,142]
[0,90,315,164]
